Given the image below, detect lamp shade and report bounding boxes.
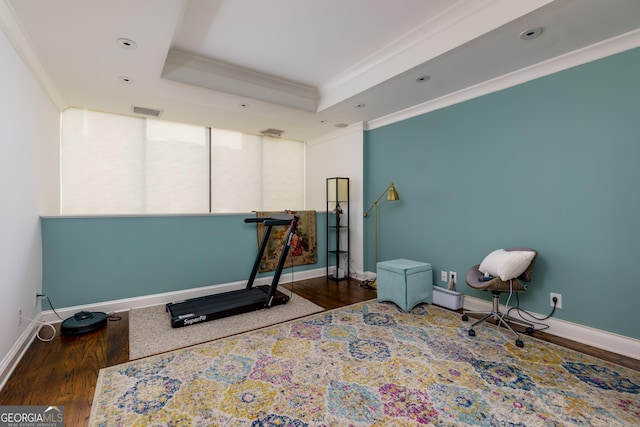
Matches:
[327,177,349,202]
[387,183,399,201]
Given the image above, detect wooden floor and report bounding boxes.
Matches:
[0,277,637,426]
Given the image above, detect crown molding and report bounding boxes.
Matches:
[0,0,66,110]
[367,28,640,131]
[318,0,554,111]
[305,122,364,147]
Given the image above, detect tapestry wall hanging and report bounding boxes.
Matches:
[255,210,317,272]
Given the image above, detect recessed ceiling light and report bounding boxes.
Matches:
[355,103,366,109]
[520,27,543,40]
[116,38,137,49]
[118,76,134,84]
[416,75,431,83]
[335,123,349,128]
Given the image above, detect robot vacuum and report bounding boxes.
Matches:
[61,311,108,335]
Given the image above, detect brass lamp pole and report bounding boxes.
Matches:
[364,182,400,288]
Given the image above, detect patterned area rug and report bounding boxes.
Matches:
[90,301,640,426]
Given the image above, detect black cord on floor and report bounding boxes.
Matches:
[39,294,64,321]
[24,293,59,341]
[506,293,557,332]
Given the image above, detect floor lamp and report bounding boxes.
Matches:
[364,182,399,288]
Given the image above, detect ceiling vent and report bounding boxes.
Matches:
[132,106,163,117]
[260,128,285,138]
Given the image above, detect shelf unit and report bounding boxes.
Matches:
[326,177,349,281]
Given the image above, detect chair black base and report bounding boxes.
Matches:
[462,291,534,348]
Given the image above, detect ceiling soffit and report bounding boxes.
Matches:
[164,0,555,113]
[162,49,319,111]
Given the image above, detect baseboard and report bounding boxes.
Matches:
[40,267,327,323]
[0,315,41,391]
[1,268,327,390]
[25,271,639,389]
[463,296,640,362]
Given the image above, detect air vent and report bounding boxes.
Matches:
[132,106,163,117]
[260,128,284,138]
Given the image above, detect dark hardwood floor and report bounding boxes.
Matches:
[0,277,637,426]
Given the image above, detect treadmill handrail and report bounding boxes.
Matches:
[244,215,299,293]
[243,217,264,223]
[264,215,298,306]
[264,219,292,226]
[243,213,295,224]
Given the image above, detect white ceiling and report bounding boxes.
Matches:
[4,0,640,141]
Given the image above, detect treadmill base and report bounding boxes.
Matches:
[166,285,290,328]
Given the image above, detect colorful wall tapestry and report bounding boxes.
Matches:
[255,210,317,272]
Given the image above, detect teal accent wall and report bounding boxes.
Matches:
[364,47,640,339]
[41,213,325,307]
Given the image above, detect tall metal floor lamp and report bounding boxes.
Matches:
[363,182,400,288]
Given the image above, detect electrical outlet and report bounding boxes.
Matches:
[18,308,22,325]
[441,271,448,282]
[550,292,563,309]
[449,271,457,284]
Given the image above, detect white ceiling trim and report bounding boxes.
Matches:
[163,49,320,111]
[0,0,66,109]
[367,28,640,132]
[317,0,555,111]
[305,122,364,147]
[5,0,640,142]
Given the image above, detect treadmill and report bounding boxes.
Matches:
[166,214,299,328]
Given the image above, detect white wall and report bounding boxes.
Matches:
[0,24,59,382]
[305,123,365,278]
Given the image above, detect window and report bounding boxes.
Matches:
[210,129,305,212]
[60,108,304,214]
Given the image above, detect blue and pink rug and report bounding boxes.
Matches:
[90,300,639,426]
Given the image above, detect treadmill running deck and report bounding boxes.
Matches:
[166,285,290,328]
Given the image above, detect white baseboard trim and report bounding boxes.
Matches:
[40,267,327,323]
[2,268,327,390]
[14,270,636,392]
[0,315,41,391]
[463,295,640,362]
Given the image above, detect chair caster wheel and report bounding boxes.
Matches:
[516,339,524,348]
[468,329,476,337]
[525,327,534,335]
[462,314,469,322]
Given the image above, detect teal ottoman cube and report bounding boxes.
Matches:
[377,259,433,312]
